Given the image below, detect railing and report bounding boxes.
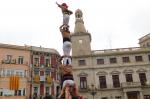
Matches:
[34,75,40,83]
[78,86,89,92]
[92,47,149,54]
[1,59,29,66]
[45,64,51,67]
[34,63,40,67]
[97,84,121,90]
[1,59,16,64]
[33,64,51,68]
[121,82,141,88]
[78,82,148,92]
[45,75,52,84]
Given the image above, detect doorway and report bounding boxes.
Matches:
[127,91,138,99]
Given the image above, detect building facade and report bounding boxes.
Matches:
[71,9,150,99]
[0,44,61,99]
[0,44,31,99]
[30,46,61,99]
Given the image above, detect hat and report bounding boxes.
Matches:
[61,3,68,8]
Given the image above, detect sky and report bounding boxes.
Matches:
[0,0,150,55]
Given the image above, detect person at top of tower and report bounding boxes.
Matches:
[60,24,72,58]
[56,2,73,26]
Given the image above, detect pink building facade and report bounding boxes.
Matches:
[0,44,30,99]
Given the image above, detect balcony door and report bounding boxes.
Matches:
[127,91,138,99]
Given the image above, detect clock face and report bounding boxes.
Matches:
[79,40,83,44]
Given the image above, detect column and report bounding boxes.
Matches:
[124,92,127,99]
[140,91,144,99]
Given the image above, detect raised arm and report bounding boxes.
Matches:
[56,2,68,12]
[56,2,60,7]
[68,10,73,15]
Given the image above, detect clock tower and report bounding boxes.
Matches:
[71,9,92,57]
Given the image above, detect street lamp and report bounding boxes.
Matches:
[89,84,97,99]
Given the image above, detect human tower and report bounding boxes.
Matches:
[56,2,80,99]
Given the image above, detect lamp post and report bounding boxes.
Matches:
[89,84,97,99]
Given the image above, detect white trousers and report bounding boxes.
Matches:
[63,80,74,87]
[62,57,72,65]
[63,14,70,25]
[63,41,72,56]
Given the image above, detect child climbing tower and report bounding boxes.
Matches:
[56,2,80,99]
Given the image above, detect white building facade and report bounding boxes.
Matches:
[71,9,150,99]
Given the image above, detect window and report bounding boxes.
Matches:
[23,88,25,96]
[135,56,143,62]
[112,75,120,88]
[34,70,39,76]
[40,71,44,76]
[14,90,17,96]
[7,55,12,61]
[34,87,38,94]
[115,96,121,99]
[15,70,24,77]
[110,58,117,64]
[34,58,39,66]
[0,89,3,96]
[80,77,87,89]
[45,70,50,76]
[97,59,104,65]
[76,13,80,18]
[148,55,150,61]
[0,92,2,96]
[45,87,49,95]
[18,90,21,96]
[147,42,150,47]
[46,59,50,67]
[122,57,130,63]
[125,74,133,82]
[144,95,150,99]
[11,70,14,75]
[99,76,107,88]
[139,73,147,86]
[18,56,24,64]
[6,69,11,76]
[78,59,86,66]
[79,40,83,44]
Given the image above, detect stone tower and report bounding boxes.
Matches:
[139,33,150,47]
[71,9,91,56]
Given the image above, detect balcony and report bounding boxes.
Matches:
[45,75,52,84]
[34,75,40,83]
[34,64,40,67]
[1,59,16,64]
[45,64,51,68]
[121,82,141,88]
[78,86,89,92]
[97,84,121,90]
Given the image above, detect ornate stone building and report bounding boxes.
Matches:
[71,9,150,99]
[30,46,61,99]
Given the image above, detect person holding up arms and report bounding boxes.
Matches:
[56,2,73,26]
